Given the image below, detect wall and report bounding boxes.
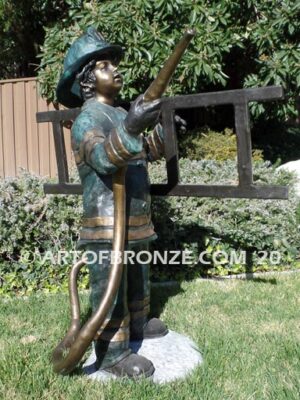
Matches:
[0,77,73,178]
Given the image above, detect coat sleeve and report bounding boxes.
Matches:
[144,124,165,162]
[71,112,144,175]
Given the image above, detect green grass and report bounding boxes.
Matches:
[0,274,299,400]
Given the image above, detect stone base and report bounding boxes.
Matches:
[83,330,203,384]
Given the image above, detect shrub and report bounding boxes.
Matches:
[0,161,299,294]
[0,171,84,295]
[296,201,300,225]
[252,123,300,164]
[179,127,264,161]
[149,159,300,280]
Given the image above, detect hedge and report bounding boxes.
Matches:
[0,160,299,295]
[178,127,264,161]
[150,159,300,280]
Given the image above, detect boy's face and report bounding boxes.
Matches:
[94,59,123,98]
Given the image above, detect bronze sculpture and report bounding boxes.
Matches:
[53,27,195,377]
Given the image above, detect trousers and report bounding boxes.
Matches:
[84,242,151,368]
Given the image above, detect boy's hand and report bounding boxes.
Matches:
[123,95,161,136]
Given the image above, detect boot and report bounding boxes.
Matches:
[105,353,154,378]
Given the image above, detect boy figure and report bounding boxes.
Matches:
[56,27,168,378]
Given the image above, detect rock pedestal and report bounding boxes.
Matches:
[83,330,203,384]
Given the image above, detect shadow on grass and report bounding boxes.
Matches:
[246,277,277,285]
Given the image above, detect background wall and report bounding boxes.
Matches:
[0,77,73,178]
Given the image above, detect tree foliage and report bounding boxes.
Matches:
[0,0,76,78]
[38,0,300,121]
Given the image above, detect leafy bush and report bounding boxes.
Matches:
[0,161,299,294]
[252,123,300,164]
[0,171,84,295]
[179,127,264,161]
[38,0,300,121]
[149,159,300,280]
[296,201,300,225]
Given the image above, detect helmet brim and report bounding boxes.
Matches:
[56,44,123,108]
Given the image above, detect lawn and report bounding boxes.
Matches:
[0,273,299,400]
